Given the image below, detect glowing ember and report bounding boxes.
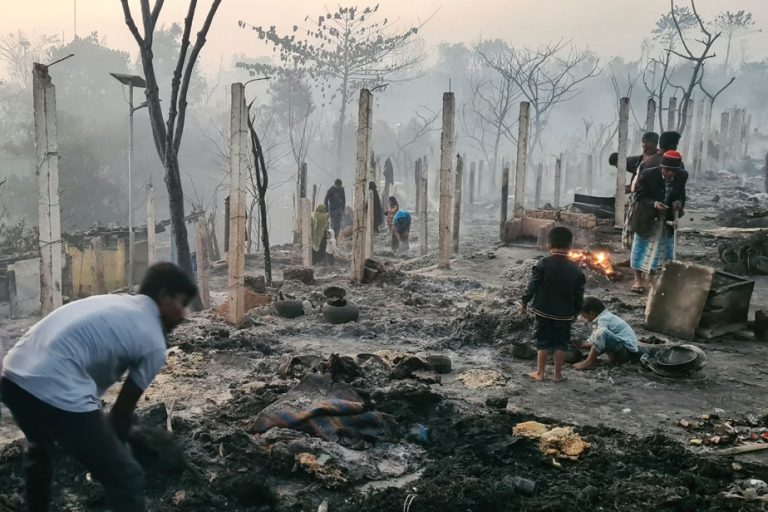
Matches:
[568,249,616,278]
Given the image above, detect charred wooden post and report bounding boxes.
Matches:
[719,111,730,171]
[311,184,318,210]
[146,183,156,266]
[691,100,705,177]
[300,198,313,267]
[469,161,476,205]
[478,160,485,201]
[365,189,374,260]
[414,158,422,213]
[195,217,211,309]
[730,109,744,164]
[90,236,107,295]
[682,99,695,156]
[615,97,630,227]
[701,100,713,171]
[513,102,530,219]
[534,163,543,208]
[667,97,677,130]
[227,83,248,325]
[744,113,752,158]
[452,154,463,254]
[646,97,656,132]
[500,164,510,240]
[554,154,563,209]
[438,92,455,269]
[33,63,63,314]
[586,154,594,195]
[351,89,372,283]
[419,166,428,257]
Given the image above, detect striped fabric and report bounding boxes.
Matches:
[630,219,675,273]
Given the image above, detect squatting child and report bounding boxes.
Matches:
[573,296,639,370]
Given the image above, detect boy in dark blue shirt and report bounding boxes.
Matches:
[521,227,586,382]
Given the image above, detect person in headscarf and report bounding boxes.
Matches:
[630,150,687,292]
[386,196,399,230]
[392,209,412,255]
[610,132,659,252]
[369,181,384,233]
[311,204,329,264]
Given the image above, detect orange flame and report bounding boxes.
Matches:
[568,249,616,278]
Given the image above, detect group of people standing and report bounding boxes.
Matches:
[319,177,413,262]
[614,131,689,293]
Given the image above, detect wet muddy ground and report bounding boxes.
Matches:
[0,181,768,510]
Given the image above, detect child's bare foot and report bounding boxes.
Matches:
[552,375,567,383]
[573,361,593,370]
[527,371,545,382]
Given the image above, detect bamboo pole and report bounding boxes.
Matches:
[513,102,530,219]
[438,92,455,269]
[227,83,248,325]
[351,89,372,283]
[616,97,630,227]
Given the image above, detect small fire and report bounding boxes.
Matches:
[568,249,616,279]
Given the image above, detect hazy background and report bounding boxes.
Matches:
[1,0,767,251]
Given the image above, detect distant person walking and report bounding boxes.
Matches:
[324,179,346,240]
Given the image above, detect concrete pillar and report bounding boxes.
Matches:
[615,97,630,227]
[438,92,455,269]
[513,102,530,218]
[227,83,248,324]
[32,63,63,314]
[351,89,372,283]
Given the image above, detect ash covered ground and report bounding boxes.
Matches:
[1,180,768,511]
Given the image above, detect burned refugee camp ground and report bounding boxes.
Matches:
[1,180,768,511]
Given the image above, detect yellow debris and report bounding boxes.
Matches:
[456,369,507,389]
[513,421,591,460]
[513,421,550,439]
[539,426,591,460]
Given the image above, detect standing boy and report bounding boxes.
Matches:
[573,296,638,370]
[521,227,586,382]
[1,262,197,512]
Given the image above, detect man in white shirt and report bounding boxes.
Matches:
[1,263,197,512]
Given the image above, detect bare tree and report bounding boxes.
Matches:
[246,104,273,286]
[121,0,223,280]
[711,10,759,74]
[239,5,424,167]
[464,41,520,186]
[0,32,58,88]
[479,39,600,159]
[652,5,697,50]
[667,0,722,135]
[395,106,440,175]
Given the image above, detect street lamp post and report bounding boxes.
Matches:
[110,73,147,286]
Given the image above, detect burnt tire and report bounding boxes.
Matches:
[426,355,452,374]
[273,300,305,319]
[322,299,359,324]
